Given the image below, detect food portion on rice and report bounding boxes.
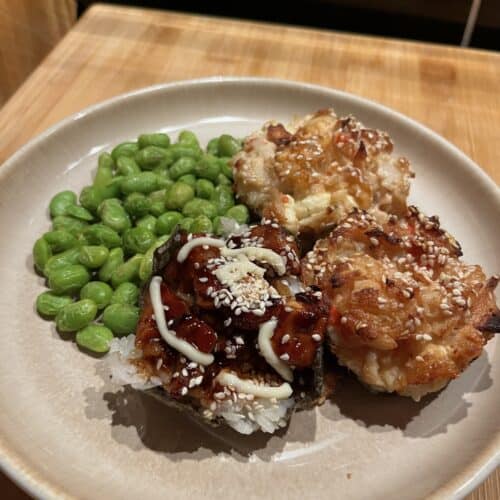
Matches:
[110,222,335,434]
[232,109,413,237]
[301,207,500,401]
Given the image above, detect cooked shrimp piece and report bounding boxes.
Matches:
[233,109,413,237]
[301,207,499,400]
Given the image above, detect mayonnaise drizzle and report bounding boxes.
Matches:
[177,237,225,263]
[221,247,286,275]
[215,371,293,399]
[149,276,214,366]
[258,318,293,382]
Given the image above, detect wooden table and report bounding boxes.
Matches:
[0,4,498,499]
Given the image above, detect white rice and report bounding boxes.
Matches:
[107,335,294,434]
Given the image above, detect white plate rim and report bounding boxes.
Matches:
[0,76,498,500]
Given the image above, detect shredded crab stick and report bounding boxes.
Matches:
[258,318,293,382]
[215,371,293,399]
[149,276,214,366]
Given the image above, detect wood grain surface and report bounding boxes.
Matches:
[0,4,498,499]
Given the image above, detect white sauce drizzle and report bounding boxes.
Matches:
[177,237,225,262]
[215,371,293,399]
[221,247,286,275]
[258,319,293,382]
[149,276,214,366]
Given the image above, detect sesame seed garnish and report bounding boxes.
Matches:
[281,334,290,344]
[180,387,188,396]
[280,353,290,361]
[312,334,322,341]
[199,277,208,283]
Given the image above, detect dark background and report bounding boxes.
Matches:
[78,0,500,50]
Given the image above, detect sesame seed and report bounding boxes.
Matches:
[187,362,198,369]
[181,368,188,377]
[340,316,348,324]
[312,334,322,341]
[199,277,208,283]
[370,237,379,246]
[281,334,290,344]
[280,353,290,361]
[180,387,188,396]
[214,392,226,400]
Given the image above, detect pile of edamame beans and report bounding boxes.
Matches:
[33,131,249,354]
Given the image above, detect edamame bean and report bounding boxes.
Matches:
[120,172,159,194]
[80,281,113,309]
[138,133,171,149]
[212,216,223,235]
[49,191,77,218]
[78,245,109,269]
[103,303,139,336]
[44,247,82,277]
[206,137,220,156]
[210,185,235,214]
[124,192,152,218]
[65,204,94,222]
[135,146,170,170]
[191,215,213,234]
[98,247,124,281]
[136,214,157,233]
[116,156,141,176]
[138,234,170,282]
[194,154,220,181]
[33,238,52,273]
[79,186,103,214]
[76,325,114,353]
[148,189,167,216]
[122,227,155,255]
[169,157,196,180]
[178,130,200,149]
[36,291,73,317]
[111,141,139,161]
[98,198,131,233]
[155,211,183,235]
[43,230,78,253]
[111,254,143,288]
[177,174,196,188]
[164,182,194,210]
[218,157,234,179]
[56,299,97,332]
[155,174,174,190]
[178,217,194,232]
[218,134,241,157]
[195,178,215,199]
[225,204,250,224]
[215,173,232,186]
[48,265,91,294]
[52,215,88,236]
[111,282,139,305]
[169,144,202,161]
[182,198,218,219]
[93,153,114,188]
[82,224,122,248]
[100,176,124,199]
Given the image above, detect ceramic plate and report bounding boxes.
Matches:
[0,78,498,500]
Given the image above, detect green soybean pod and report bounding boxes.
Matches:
[206,137,220,156]
[190,215,213,234]
[218,157,234,179]
[82,224,122,249]
[43,247,82,277]
[76,325,114,353]
[49,191,77,218]
[155,211,183,235]
[111,141,139,161]
[111,254,143,288]
[116,156,141,176]
[215,173,232,186]
[225,204,250,224]
[169,156,196,180]
[177,174,196,188]
[177,130,200,148]
[182,198,218,219]
[138,133,170,149]
[48,264,91,295]
[178,217,194,232]
[98,247,124,282]
[52,215,89,236]
[33,238,53,273]
[98,198,132,233]
[136,214,157,234]
[210,185,235,215]
[124,192,152,218]
[65,204,94,222]
[122,227,156,255]
[218,134,241,157]
[80,281,113,309]
[79,185,104,214]
[36,291,73,318]
[111,282,140,305]
[194,154,221,181]
[78,245,109,269]
[164,182,195,210]
[121,172,159,195]
[103,303,139,336]
[135,146,169,170]
[195,178,215,200]
[43,230,79,253]
[56,299,97,332]
[93,152,114,188]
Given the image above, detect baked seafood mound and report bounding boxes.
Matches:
[301,207,500,401]
[109,222,335,434]
[233,109,413,236]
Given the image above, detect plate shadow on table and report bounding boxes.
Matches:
[319,352,492,438]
